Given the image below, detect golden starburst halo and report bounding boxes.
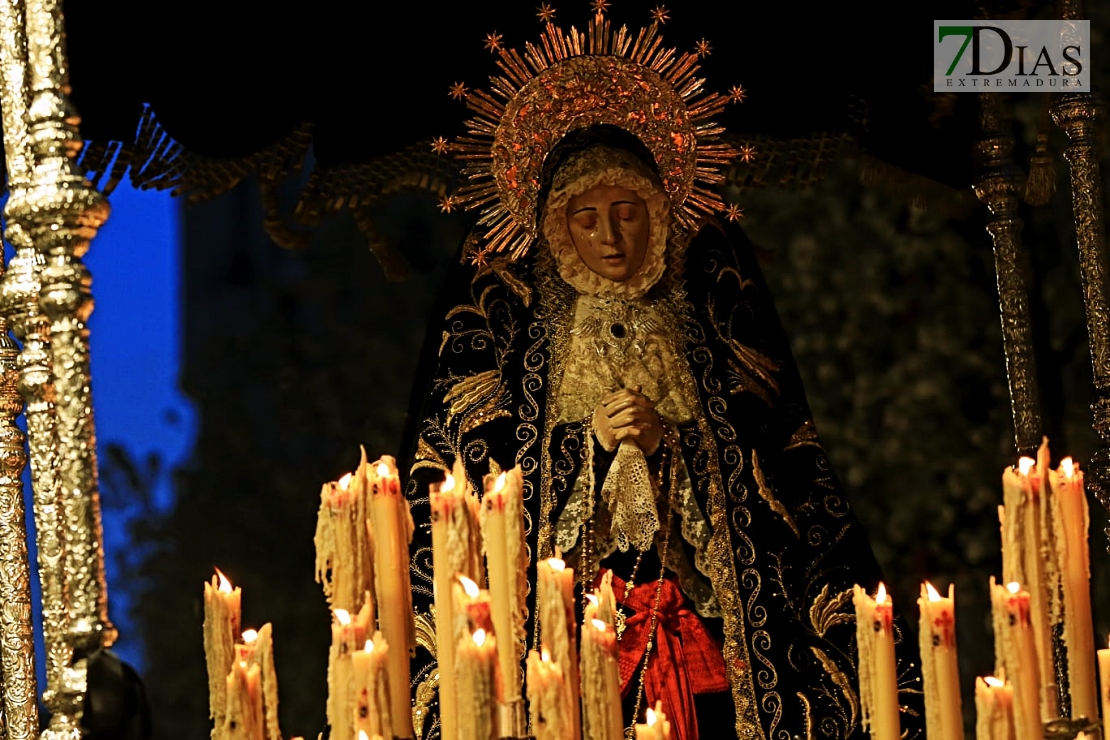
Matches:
[442,7,741,263]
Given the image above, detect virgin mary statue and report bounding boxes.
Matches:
[402,10,924,740]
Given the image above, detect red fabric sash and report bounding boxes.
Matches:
[600,569,729,740]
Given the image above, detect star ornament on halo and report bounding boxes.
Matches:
[536,3,556,22]
[590,0,610,14]
[738,144,757,163]
[448,81,469,100]
[725,203,745,222]
[694,39,711,58]
[439,194,461,214]
[650,5,670,24]
[484,31,504,52]
[431,137,450,155]
[728,84,748,104]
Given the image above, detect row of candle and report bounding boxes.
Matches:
[313,451,416,738]
[853,446,1100,740]
[428,461,674,739]
[202,571,282,740]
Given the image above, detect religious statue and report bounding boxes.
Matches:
[403,10,925,739]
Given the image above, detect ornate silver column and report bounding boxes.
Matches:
[973,93,1045,457]
[0,1,46,739]
[1050,1,1110,515]
[0,0,115,735]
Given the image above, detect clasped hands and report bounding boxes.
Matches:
[592,385,663,456]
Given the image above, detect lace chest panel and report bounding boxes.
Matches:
[554,294,696,424]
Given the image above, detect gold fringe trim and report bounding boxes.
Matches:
[69,105,458,282]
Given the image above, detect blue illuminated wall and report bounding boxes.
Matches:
[82,184,195,671]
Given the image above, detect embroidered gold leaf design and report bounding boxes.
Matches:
[705,297,781,405]
[809,583,854,637]
[726,345,780,405]
[445,284,501,321]
[411,437,447,474]
[414,609,438,657]
[751,449,799,537]
[810,645,859,730]
[785,419,822,451]
[411,662,439,738]
[444,369,512,435]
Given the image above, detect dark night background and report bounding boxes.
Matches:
[13,0,1110,737]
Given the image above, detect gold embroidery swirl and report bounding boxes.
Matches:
[741,568,767,628]
[752,630,778,690]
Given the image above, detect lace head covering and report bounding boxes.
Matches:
[541,144,671,300]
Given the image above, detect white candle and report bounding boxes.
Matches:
[480,466,527,703]
[1049,457,1098,721]
[352,634,392,740]
[1097,638,1110,740]
[457,627,499,740]
[537,558,580,740]
[1000,448,1058,720]
[990,579,1040,740]
[853,583,901,740]
[526,649,568,740]
[225,660,265,740]
[368,456,415,738]
[974,676,1014,740]
[580,617,623,740]
[634,702,672,740]
[918,582,963,740]
[204,569,241,734]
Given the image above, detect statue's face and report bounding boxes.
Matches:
[566,183,650,283]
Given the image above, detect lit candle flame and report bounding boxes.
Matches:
[541,648,552,662]
[984,676,1005,688]
[925,581,942,602]
[458,575,480,598]
[441,472,456,493]
[473,628,487,647]
[334,608,351,625]
[585,593,598,607]
[546,557,566,572]
[1006,582,1022,595]
[646,708,657,726]
[376,462,390,478]
[364,640,374,653]
[242,629,258,643]
[215,568,233,593]
[494,471,507,492]
[338,472,353,490]
[1061,457,1077,478]
[875,582,888,604]
[591,618,607,632]
[239,660,248,669]
[1018,457,1035,476]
